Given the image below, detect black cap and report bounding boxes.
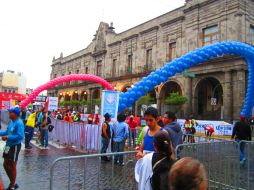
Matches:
[104,113,111,118]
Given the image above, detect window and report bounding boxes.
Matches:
[76,70,79,74]
[85,67,89,74]
[250,25,254,44]
[127,55,132,73]
[112,59,117,77]
[54,74,57,78]
[96,61,102,76]
[146,49,152,70]
[203,25,219,46]
[169,42,176,61]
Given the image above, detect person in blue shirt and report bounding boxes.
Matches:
[112,113,129,166]
[0,107,24,190]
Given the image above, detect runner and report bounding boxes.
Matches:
[101,113,111,161]
[0,107,24,190]
[127,115,138,149]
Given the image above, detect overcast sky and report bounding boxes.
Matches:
[0,0,185,89]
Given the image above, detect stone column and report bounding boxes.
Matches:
[223,71,233,122]
[235,70,246,119]
[183,77,192,117]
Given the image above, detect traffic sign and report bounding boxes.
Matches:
[211,98,217,106]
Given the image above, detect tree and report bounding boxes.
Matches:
[165,92,188,105]
[165,92,188,115]
[137,93,153,106]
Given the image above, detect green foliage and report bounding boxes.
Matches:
[137,94,153,106]
[165,92,188,105]
[93,98,101,106]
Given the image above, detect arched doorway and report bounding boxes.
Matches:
[121,85,132,93]
[80,90,88,101]
[72,91,79,101]
[159,81,183,117]
[64,93,71,101]
[194,77,223,120]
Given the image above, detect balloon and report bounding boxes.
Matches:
[20,74,114,108]
[117,41,254,117]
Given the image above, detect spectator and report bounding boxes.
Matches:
[56,112,63,120]
[68,113,73,123]
[0,107,24,190]
[101,113,111,161]
[94,114,100,125]
[73,112,80,122]
[157,116,164,128]
[183,118,192,143]
[231,115,252,165]
[169,157,208,190]
[190,114,198,143]
[25,111,37,149]
[112,113,129,166]
[63,113,69,122]
[135,131,174,190]
[25,107,31,124]
[88,114,93,124]
[40,112,51,149]
[163,111,182,149]
[136,107,164,160]
[127,115,138,149]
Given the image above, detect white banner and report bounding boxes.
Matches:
[47,97,58,112]
[177,119,233,137]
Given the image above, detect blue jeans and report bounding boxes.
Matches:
[113,141,125,164]
[25,126,34,147]
[101,137,110,159]
[128,129,136,148]
[41,130,48,147]
[237,139,246,162]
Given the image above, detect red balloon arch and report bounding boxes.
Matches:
[20,74,114,108]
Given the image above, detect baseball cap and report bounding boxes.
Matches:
[104,113,111,118]
[130,115,134,118]
[8,107,21,116]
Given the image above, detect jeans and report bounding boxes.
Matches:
[237,139,246,162]
[113,141,125,164]
[25,126,34,147]
[101,137,110,160]
[128,129,136,148]
[40,130,48,147]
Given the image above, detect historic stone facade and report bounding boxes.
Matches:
[49,0,254,122]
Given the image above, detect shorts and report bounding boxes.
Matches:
[3,144,21,162]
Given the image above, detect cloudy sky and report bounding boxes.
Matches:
[0,0,185,89]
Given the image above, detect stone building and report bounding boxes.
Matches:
[48,0,254,122]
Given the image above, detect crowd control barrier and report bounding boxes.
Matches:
[49,151,137,190]
[49,119,101,152]
[239,140,254,190]
[175,141,240,190]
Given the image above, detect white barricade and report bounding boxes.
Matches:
[49,119,101,152]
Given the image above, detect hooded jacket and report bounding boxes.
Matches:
[164,121,183,148]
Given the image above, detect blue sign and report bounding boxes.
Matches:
[101,90,119,120]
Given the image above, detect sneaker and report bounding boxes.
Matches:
[14,184,19,189]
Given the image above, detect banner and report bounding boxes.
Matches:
[47,97,58,112]
[101,90,119,121]
[177,119,233,136]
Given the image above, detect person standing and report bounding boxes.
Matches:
[136,107,164,160]
[112,114,129,166]
[127,115,138,149]
[101,113,111,161]
[25,108,31,124]
[0,107,24,190]
[40,112,51,148]
[25,111,37,149]
[231,115,252,165]
[183,118,192,143]
[163,111,182,149]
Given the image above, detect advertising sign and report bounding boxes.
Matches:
[47,97,58,112]
[101,90,119,121]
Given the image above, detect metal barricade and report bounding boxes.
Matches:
[175,141,240,190]
[239,140,254,190]
[187,134,231,144]
[49,151,137,190]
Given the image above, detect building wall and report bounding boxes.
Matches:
[49,0,254,121]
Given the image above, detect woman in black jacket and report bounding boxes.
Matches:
[151,131,175,190]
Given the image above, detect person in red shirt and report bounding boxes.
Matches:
[127,115,138,148]
[94,114,100,125]
[88,114,93,124]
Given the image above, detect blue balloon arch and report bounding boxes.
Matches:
[118,41,254,117]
